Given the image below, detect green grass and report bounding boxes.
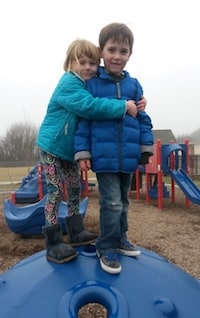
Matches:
[0,166,97,192]
[0,167,34,182]
[1,166,199,192]
[0,167,34,191]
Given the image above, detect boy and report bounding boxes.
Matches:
[74,23,153,274]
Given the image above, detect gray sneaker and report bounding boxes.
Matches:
[117,241,141,257]
[97,252,122,274]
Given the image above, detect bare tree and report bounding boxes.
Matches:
[0,122,39,162]
[176,134,191,144]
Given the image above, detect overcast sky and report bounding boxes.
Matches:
[1,0,200,138]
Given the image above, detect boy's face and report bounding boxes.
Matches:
[71,56,98,81]
[100,39,132,75]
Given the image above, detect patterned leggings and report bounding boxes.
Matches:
[39,149,80,225]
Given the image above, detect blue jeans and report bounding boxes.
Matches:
[96,172,132,254]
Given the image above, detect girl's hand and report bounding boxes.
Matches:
[126,100,138,117]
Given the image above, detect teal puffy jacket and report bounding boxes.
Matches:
[36,72,126,161]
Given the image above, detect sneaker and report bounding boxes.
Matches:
[97,252,122,274]
[117,241,141,257]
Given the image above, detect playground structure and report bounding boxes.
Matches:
[11,164,95,204]
[10,138,200,211]
[4,163,94,236]
[11,164,47,204]
[2,143,200,317]
[4,195,88,236]
[11,139,200,210]
[0,244,199,318]
[133,139,200,209]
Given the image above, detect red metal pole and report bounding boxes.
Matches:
[135,168,141,200]
[11,191,16,204]
[145,172,150,204]
[185,139,190,207]
[170,141,175,203]
[81,170,89,197]
[38,164,43,200]
[157,139,163,209]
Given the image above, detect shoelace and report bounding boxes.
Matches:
[122,241,133,248]
[105,253,118,261]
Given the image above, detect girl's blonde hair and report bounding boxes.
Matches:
[63,39,100,72]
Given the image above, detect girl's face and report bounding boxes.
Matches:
[71,56,98,81]
[100,39,132,75]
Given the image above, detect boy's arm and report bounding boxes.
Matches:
[137,96,147,111]
[137,111,154,164]
[134,78,154,163]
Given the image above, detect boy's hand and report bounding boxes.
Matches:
[126,100,138,117]
[137,96,147,111]
[79,159,91,171]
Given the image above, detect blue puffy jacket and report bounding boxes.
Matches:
[36,72,127,161]
[74,67,154,173]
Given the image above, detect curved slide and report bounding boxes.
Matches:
[4,195,88,236]
[168,168,200,204]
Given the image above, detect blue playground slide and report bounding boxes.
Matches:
[14,165,47,203]
[168,168,200,204]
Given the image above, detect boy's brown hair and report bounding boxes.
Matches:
[99,23,134,53]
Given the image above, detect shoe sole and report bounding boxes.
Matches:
[46,251,78,264]
[70,238,97,247]
[117,249,141,257]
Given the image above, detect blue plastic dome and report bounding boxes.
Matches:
[0,245,199,317]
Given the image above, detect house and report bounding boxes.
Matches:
[188,142,200,156]
[152,129,176,144]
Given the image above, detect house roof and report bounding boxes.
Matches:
[152,129,176,144]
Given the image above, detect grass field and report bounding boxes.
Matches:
[1,166,199,192]
[0,166,97,191]
[0,167,34,182]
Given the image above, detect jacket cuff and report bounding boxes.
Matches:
[140,145,154,156]
[74,151,91,161]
